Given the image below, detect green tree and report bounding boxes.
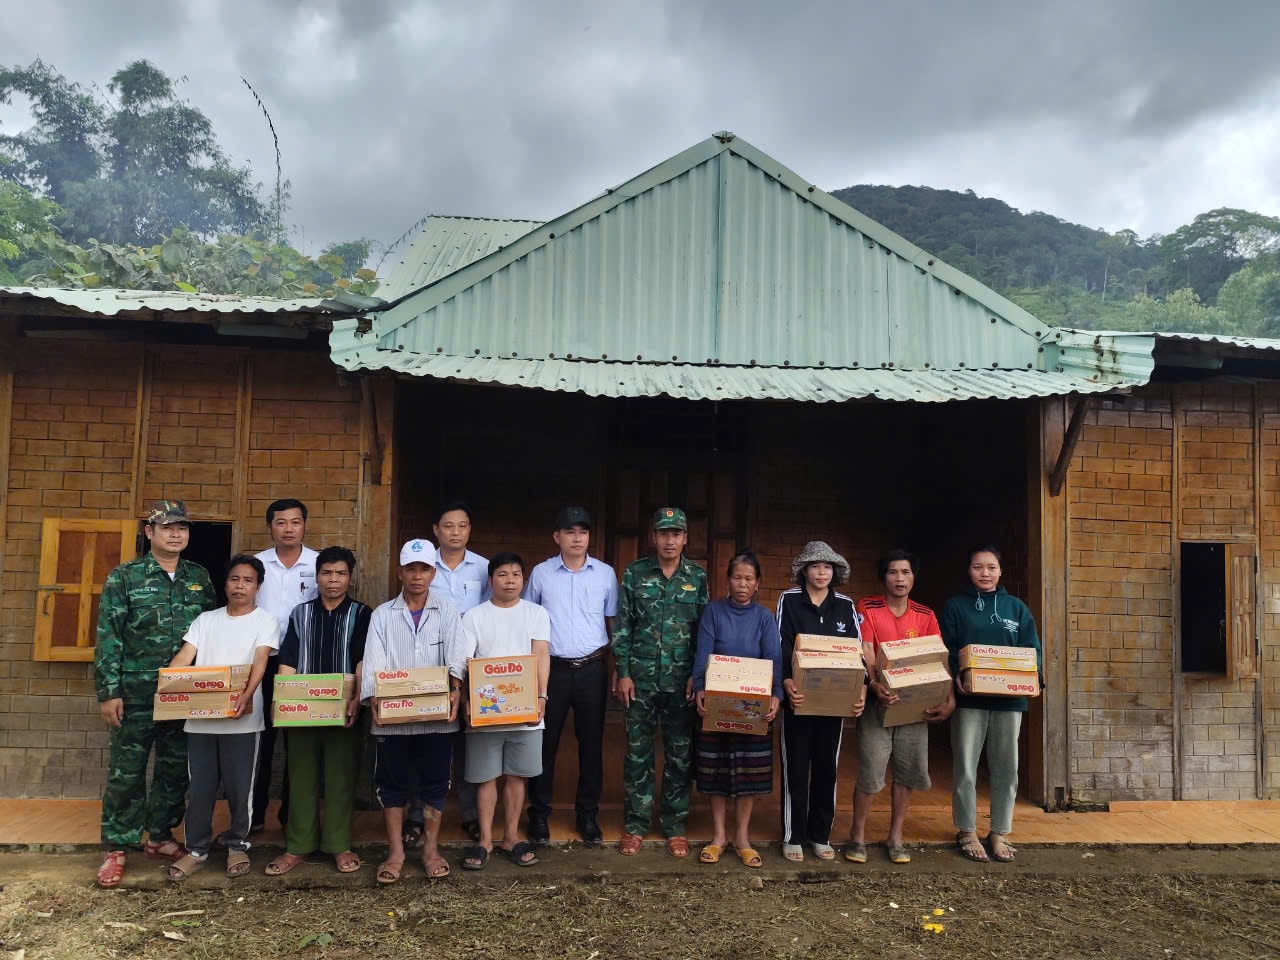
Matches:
[0,59,265,246]
[0,180,62,278]
[1157,208,1280,303]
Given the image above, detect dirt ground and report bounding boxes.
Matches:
[1,847,1278,959]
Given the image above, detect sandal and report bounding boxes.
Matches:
[809,842,836,861]
[167,853,208,882]
[844,842,867,864]
[734,845,763,869]
[618,833,644,857]
[401,823,424,850]
[988,833,1016,863]
[144,838,187,862]
[666,836,690,859]
[97,850,126,889]
[377,857,405,884]
[699,843,722,864]
[957,831,989,863]
[423,854,450,879]
[462,819,481,843]
[461,845,490,871]
[265,852,306,876]
[501,841,537,867]
[335,851,361,874]
[888,845,912,864]
[226,850,251,877]
[782,843,804,862]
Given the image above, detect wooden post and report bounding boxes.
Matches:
[1028,396,1071,809]
[128,346,154,519]
[357,375,397,607]
[230,352,254,554]
[0,318,17,611]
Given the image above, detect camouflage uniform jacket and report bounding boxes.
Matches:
[95,553,217,704]
[612,554,709,693]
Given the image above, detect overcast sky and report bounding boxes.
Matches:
[3,0,1279,260]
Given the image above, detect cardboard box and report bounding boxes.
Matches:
[879,662,952,727]
[156,664,251,694]
[374,693,452,725]
[468,655,540,727]
[961,668,1041,698]
[274,699,349,727]
[794,633,864,657]
[153,690,248,721]
[273,673,355,701]
[958,644,1038,672]
[701,654,774,736]
[373,666,450,698]
[791,648,865,717]
[875,635,948,672]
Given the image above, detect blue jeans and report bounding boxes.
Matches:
[951,707,1021,835]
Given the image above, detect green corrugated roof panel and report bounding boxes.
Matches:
[379,216,542,302]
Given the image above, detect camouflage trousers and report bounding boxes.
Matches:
[101,705,188,850]
[622,687,695,837]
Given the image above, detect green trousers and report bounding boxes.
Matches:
[100,706,187,850]
[622,687,694,838]
[285,724,360,855]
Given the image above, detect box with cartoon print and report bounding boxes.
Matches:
[467,655,539,727]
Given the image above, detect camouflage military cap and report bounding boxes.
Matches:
[147,500,191,526]
[652,507,687,531]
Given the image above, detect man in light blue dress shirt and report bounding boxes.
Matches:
[404,502,489,846]
[523,506,618,846]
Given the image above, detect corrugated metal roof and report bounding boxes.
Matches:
[328,331,1126,402]
[379,216,542,302]
[1045,329,1280,386]
[0,286,338,316]
[346,133,1055,375]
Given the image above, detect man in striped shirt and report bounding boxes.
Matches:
[266,546,371,877]
[360,539,462,884]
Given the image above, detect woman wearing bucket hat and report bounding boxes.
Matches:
[775,541,864,862]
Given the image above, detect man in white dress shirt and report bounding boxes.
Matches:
[252,498,318,832]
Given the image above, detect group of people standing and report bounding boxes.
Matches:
[93,495,1041,887]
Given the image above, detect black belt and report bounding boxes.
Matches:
[551,649,608,668]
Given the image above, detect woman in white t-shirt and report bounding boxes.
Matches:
[448,552,550,870]
[165,555,279,881]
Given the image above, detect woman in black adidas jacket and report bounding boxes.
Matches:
[775,541,865,862]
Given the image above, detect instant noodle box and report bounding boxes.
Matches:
[156,664,251,694]
[794,634,864,657]
[374,693,452,725]
[874,635,948,671]
[879,662,952,727]
[152,690,248,721]
[274,699,348,727]
[467,655,540,727]
[373,666,450,698]
[791,649,865,717]
[273,672,355,701]
[961,668,1041,698]
[701,654,774,736]
[958,644,1039,672]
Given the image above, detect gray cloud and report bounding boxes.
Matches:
[2,0,1279,260]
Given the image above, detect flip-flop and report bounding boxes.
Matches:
[699,843,722,864]
[226,850,251,877]
[844,842,867,864]
[265,852,306,876]
[957,831,990,863]
[809,842,836,861]
[376,858,404,884]
[97,850,126,889]
[334,852,361,874]
[988,834,1016,862]
[167,853,208,882]
[461,845,490,871]
[734,846,763,869]
[401,823,424,850]
[782,843,804,862]
[888,845,911,864]
[502,841,537,867]
[423,855,451,879]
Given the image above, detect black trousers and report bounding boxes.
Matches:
[529,656,607,819]
[779,708,845,846]
[251,656,289,828]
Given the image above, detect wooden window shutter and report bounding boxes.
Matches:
[1225,543,1259,682]
[34,518,139,662]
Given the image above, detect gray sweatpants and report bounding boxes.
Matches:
[185,731,260,857]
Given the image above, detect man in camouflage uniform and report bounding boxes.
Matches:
[94,500,216,888]
[612,507,708,858]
